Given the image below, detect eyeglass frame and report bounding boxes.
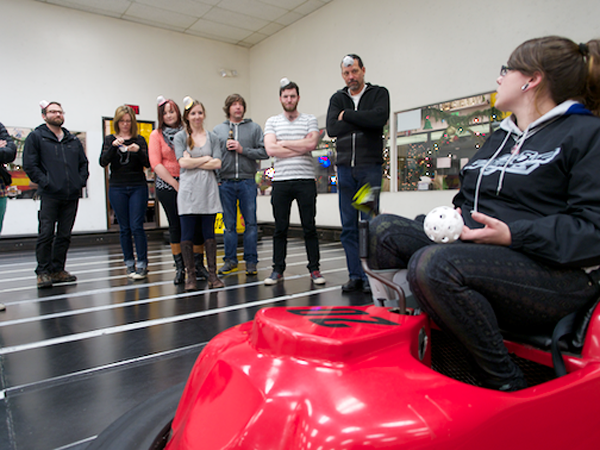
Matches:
[500,65,516,77]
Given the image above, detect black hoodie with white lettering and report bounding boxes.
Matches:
[454,100,600,268]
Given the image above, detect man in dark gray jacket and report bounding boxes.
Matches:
[23,101,89,289]
[214,94,268,276]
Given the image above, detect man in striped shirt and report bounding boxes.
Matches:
[263,79,326,286]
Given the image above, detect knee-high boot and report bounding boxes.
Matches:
[193,244,209,281]
[204,239,224,289]
[181,240,197,291]
[171,243,185,285]
[173,253,185,285]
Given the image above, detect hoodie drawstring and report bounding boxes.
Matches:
[472,131,514,213]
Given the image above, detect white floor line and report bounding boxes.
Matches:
[0,247,345,294]
[0,267,348,327]
[4,342,205,395]
[0,285,343,356]
[0,240,340,272]
[0,246,170,271]
[53,435,97,450]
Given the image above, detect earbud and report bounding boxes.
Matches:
[521,83,529,91]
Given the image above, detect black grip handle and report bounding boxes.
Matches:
[359,220,369,259]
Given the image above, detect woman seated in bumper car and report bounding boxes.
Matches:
[369,36,600,391]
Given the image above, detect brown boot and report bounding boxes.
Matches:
[204,239,224,289]
[181,240,197,291]
[193,245,209,281]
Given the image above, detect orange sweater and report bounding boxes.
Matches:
[149,129,180,178]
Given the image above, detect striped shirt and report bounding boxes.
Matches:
[264,113,318,181]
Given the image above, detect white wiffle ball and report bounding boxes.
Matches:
[423,206,464,244]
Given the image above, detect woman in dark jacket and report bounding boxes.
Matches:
[100,105,150,279]
[369,36,600,391]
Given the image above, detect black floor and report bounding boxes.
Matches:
[0,237,369,450]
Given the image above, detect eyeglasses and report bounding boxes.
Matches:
[499,65,515,77]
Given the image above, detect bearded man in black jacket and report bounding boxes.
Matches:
[23,101,89,289]
[326,54,390,294]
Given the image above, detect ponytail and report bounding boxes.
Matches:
[507,36,600,116]
[584,39,600,116]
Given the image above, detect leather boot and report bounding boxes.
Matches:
[204,239,224,288]
[173,253,185,285]
[194,252,209,281]
[181,240,197,291]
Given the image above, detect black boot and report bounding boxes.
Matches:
[181,241,197,291]
[195,253,209,281]
[173,253,185,285]
[204,239,224,289]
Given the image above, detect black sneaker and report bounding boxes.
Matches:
[342,278,362,293]
[37,273,53,289]
[218,261,238,275]
[126,266,136,278]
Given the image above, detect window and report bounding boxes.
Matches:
[394,92,507,191]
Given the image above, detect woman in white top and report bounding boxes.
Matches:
[173,97,224,290]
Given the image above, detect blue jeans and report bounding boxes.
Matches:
[337,164,382,280]
[219,179,258,264]
[109,184,148,269]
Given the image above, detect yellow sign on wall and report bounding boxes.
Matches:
[214,202,245,234]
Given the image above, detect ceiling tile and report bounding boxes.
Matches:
[134,0,212,17]
[35,0,331,47]
[125,3,198,28]
[192,0,221,5]
[258,22,285,35]
[203,7,269,32]
[240,32,268,45]
[45,0,131,16]
[294,0,325,16]
[275,10,303,26]
[258,0,305,9]
[185,28,241,45]
[217,0,287,21]
[187,18,253,40]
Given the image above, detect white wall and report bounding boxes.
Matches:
[250,0,600,226]
[1,0,250,236]
[3,0,600,234]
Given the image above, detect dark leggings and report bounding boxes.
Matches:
[369,214,600,382]
[180,214,216,243]
[156,187,204,245]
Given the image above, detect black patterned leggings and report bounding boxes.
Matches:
[369,214,600,383]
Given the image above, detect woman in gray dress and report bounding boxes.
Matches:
[174,97,224,290]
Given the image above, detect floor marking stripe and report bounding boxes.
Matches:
[0,267,348,327]
[0,285,343,355]
[4,342,206,395]
[0,245,344,291]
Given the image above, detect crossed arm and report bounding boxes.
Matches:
[178,152,222,170]
[264,131,319,158]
